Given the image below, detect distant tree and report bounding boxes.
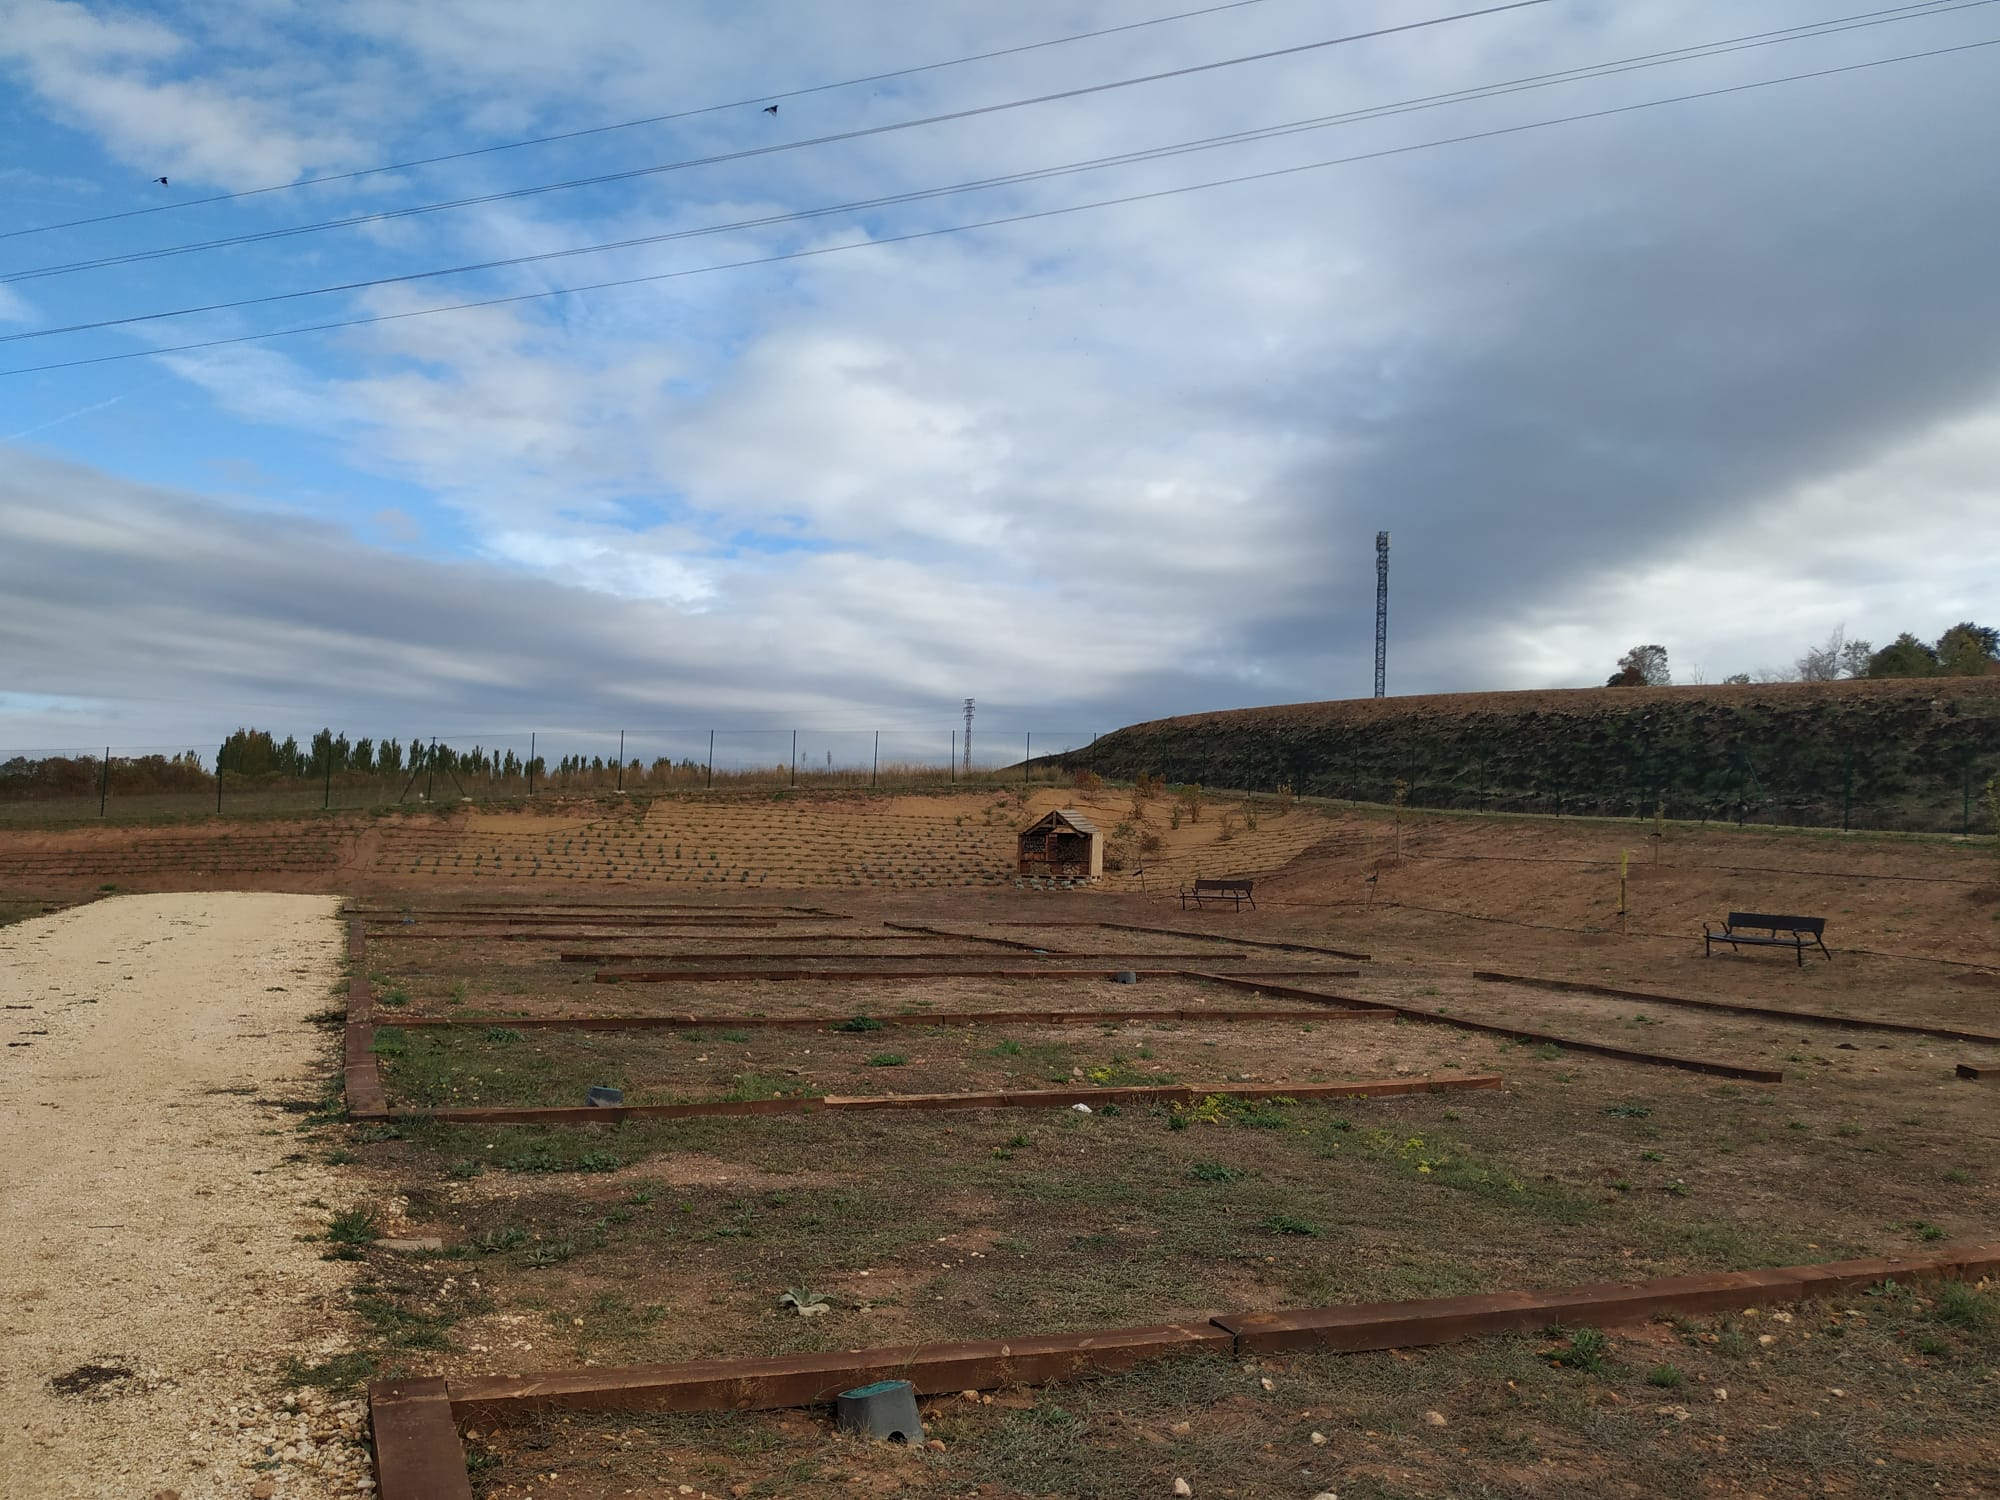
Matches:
[1866,632,1940,678]
[218,727,282,776]
[1607,644,1670,687]
[1936,621,1999,676]
[1797,627,1869,682]
[351,737,375,774]
[1721,672,1752,685]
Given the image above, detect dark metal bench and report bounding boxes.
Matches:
[1703,912,1830,967]
[1181,877,1255,911]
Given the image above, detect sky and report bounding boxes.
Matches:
[2,0,1997,765]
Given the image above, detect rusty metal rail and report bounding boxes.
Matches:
[1191,973,1786,1082]
[1474,970,2000,1047]
[364,1072,1493,1126]
[385,1005,1385,1032]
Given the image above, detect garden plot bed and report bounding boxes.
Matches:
[371,1011,1450,1111]
[373,962,1364,1023]
[442,1277,2000,1500]
[1361,967,2000,1088]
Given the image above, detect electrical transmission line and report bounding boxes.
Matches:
[0,1,1554,285]
[3,34,1993,378]
[3,1,1987,345]
[0,0,1291,241]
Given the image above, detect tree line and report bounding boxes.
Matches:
[1608,622,1998,687]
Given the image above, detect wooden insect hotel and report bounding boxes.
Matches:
[1016,808,1103,881]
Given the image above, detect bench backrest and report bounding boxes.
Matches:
[1194,878,1253,893]
[1727,912,1825,935]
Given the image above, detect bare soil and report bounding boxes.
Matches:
[4,802,1997,1497]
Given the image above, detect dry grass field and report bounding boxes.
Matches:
[2,794,1997,1498]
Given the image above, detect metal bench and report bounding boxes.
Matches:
[1703,911,1830,967]
[1180,877,1255,911]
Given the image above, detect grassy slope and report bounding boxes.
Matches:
[1069,677,2000,832]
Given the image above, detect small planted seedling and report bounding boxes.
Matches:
[866,1053,908,1067]
[779,1287,831,1318]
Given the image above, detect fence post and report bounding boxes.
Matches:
[1024,732,1031,784]
[100,746,110,817]
[706,730,714,791]
[529,733,536,797]
[791,731,797,787]
[872,731,879,790]
[617,730,625,793]
[425,740,436,802]
[951,731,956,784]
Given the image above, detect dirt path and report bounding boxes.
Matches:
[0,894,371,1499]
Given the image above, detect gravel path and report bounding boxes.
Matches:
[0,894,372,1499]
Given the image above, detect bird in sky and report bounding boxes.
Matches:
[154,176,168,186]
[763,104,778,115]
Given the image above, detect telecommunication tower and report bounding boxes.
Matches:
[963,698,975,774]
[1374,531,1390,699]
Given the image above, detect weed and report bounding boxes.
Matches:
[1187,1161,1244,1183]
[1603,1103,1652,1118]
[378,988,410,1009]
[720,1030,751,1043]
[1943,1167,1973,1185]
[473,1227,529,1254]
[326,1206,379,1246]
[1914,1331,1950,1357]
[281,1352,376,1391]
[577,1150,623,1172]
[1646,1363,1684,1388]
[482,1026,524,1044]
[1534,1043,1562,1061]
[1834,1121,1862,1138]
[1663,1179,1690,1197]
[991,1039,1023,1057]
[1933,1281,1994,1329]
[524,1238,577,1267]
[1262,1214,1318,1237]
[1640,1150,1665,1162]
[866,1053,909,1067]
[447,1158,482,1180]
[834,1016,884,1033]
[1545,1325,1608,1374]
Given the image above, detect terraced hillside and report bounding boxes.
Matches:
[1066,677,2000,832]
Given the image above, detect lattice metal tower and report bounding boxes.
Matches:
[1374,531,1390,698]
[963,698,975,774]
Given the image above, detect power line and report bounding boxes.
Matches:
[0,1,1554,285]
[4,2,1986,346]
[3,35,1992,379]
[0,0,1290,242]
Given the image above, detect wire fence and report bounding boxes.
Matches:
[4,725,1996,837]
[0,728,1101,826]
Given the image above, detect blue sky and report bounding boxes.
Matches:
[3,0,1998,756]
